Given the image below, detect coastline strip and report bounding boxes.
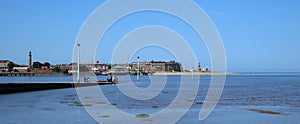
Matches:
[0,82,114,95]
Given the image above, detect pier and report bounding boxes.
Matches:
[0,72,35,76]
[0,82,116,94]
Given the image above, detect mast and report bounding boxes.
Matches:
[77,43,80,83]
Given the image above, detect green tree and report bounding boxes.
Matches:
[7,62,15,72]
[52,67,61,72]
[32,61,42,68]
[44,62,51,68]
[61,69,69,74]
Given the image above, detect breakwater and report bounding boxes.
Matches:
[0,82,114,94]
[0,72,35,76]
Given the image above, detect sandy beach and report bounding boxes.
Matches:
[0,85,299,124]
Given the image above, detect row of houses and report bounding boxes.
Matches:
[66,60,182,75]
[1,59,207,75]
[0,60,12,72]
[131,60,182,72]
[0,60,30,72]
[1,51,206,75]
[1,59,182,73]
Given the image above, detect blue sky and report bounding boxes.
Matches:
[0,0,299,72]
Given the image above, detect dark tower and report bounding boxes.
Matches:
[28,51,32,69]
[197,62,201,72]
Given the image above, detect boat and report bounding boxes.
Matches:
[97,80,107,83]
[97,76,118,84]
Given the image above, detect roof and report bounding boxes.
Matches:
[0,60,11,63]
[0,60,12,68]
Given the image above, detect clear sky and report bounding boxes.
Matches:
[0,0,299,72]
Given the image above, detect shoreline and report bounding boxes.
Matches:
[152,72,239,76]
[0,72,239,77]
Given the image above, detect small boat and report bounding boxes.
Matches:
[97,80,107,83]
[97,76,118,84]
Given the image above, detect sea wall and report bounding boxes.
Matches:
[0,83,110,94]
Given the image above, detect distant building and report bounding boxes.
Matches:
[109,66,128,75]
[131,60,182,72]
[150,61,166,72]
[55,64,73,70]
[0,60,12,72]
[94,63,109,71]
[30,65,52,73]
[67,62,110,75]
[13,66,28,72]
[165,60,182,72]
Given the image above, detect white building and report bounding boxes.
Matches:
[0,60,12,72]
[13,66,29,72]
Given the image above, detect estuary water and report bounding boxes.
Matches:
[0,73,300,123]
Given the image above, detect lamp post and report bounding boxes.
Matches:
[77,43,80,83]
[192,66,194,80]
[137,56,140,82]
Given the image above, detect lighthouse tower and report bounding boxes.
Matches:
[197,62,201,72]
[28,51,32,69]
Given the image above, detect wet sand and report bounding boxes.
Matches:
[0,86,299,124]
[1,74,299,123]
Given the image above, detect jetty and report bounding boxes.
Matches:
[0,72,35,76]
[0,82,116,95]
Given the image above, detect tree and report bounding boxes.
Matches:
[61,69,69,74]
[32,61,42,68]
[44,62,51,68]
[52,67,61,72]
[7,62,15,72]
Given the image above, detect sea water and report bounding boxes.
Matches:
[0,73,299,123]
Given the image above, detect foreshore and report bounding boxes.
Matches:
[152,72,238,76]
[0,74,299,123]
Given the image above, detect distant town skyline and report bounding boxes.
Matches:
[0,1,300,72]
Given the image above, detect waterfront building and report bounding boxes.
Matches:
[131,60,182,72]
[0,60,12,72]
[165,60,182,72]
[30,66,52,73]
[109,66,128,75]
[68,62,110,75]
[13,66,28,72]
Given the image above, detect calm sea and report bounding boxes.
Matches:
[0,72,299,123]
[0,73,299,107]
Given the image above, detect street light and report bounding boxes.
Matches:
[77,43,80,83]
[192,66,194,80]
[137,56,140,82]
